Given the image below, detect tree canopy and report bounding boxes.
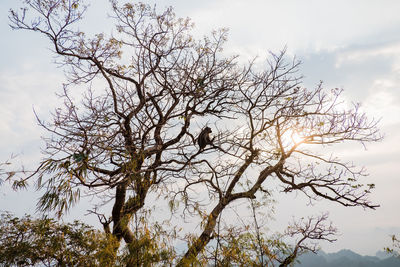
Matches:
[0,212,117,266]
[4,0,382,265]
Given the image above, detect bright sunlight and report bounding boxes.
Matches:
[281,129,304,147]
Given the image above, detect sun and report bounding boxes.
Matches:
[291,130,304,144]
[281,129,304,147]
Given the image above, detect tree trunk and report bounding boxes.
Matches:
[177,201,226,266]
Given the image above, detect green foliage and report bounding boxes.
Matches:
[199,226,285,266]
[35,158,82,218]
[120,215,177,266]
[0,212,118,267]
[0,212,179,267]
[73,152,86,163]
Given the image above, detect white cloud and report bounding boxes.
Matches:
[178,0,400,53]
[335,42,400,68]
[333,43,400,126]
[0,68,63,157]
[363,81,400,125]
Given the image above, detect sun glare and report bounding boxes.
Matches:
[282,129,304,147]
[291,130,304,144]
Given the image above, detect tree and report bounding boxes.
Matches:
[7,0,381,265]
[199,205,336,266]
[0,212,117,267]
[0,210,176,267]
[277,214,337,267]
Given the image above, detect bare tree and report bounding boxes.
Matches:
[7,0,381,265]
[278,214,337,267]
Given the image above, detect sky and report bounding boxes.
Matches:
[1,0,400,256]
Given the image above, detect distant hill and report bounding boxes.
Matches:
[295,249,400,267]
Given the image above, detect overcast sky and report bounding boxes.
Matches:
[1,0,400,256]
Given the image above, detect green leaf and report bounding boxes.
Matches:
[73,153,85,163]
